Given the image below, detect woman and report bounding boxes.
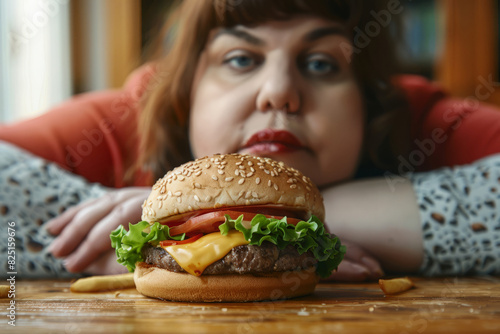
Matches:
[1,0,499,279]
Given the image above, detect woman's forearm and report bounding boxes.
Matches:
[322,176,423,273]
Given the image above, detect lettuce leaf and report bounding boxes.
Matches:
[110,221,185,272]
[110,215,345,278]
[219,214,345,278]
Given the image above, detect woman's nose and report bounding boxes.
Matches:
[255,59,300,113]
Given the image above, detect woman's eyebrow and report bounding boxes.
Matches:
[304,26,347,42]
[212,28,264,46]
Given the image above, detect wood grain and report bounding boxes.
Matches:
[1,277,499,333]
[436,0,500,105]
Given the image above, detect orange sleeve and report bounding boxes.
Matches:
[397,75,500,171]
[0,65,158,187]
[417,97,500,170]
[0,90,140,187]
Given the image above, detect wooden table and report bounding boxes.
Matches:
[1,276,499,333]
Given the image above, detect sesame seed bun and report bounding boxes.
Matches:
[134,262,319,302]
[141,153,325,222]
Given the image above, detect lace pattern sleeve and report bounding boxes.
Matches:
[409,154,500,276]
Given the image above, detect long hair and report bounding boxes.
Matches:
[137,0,409,181]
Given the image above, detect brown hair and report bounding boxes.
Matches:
[137,0,410,181]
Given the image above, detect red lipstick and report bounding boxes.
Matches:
[242,129,304,154]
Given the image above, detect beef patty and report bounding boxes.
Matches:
[141,242,318,275]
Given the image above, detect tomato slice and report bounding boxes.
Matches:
[159,234,203,247]
[167,210,303,237]
[158,205,308,226]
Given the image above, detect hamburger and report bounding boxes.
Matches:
[111,153,345,302]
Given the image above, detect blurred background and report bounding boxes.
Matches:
[0,0,498,123]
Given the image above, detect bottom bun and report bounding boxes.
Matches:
[134,262,319,302]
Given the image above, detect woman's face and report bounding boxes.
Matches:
[189,16,364,187]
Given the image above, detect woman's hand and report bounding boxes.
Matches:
[323,239,384,282]
[45,187,151,275]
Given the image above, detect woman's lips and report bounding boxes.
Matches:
[241,129,305,154]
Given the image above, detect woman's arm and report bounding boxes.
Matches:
[322,176,423,274]
[323,153,500,277]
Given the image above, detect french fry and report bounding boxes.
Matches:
[0,285,10,298]
[379,277,414,295]
[70,273,135,293]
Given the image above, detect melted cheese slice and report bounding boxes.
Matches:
[162,230,249,276]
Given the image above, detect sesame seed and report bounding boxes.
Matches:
[218,169,225,175]
[248,161,253,166]
[252,192,259,198]
[195,171,202,176]
[177,197,182,203]
[178,175,185,181]
[225,177,234,182]
[236,161,242,165]
[194,183,201,189]
[250,167,255,173]
[205,196,212,202]
[174,191,182,196]
[194,195,200,202]
[212,175,218,181]
[264,169,270,174]
[290,184,297,189]
[274,184,279,191]
[245,191,252,199]
[238,178,245,185]
[255,177,261,185]
[268,180,272,187]
[235,170,239,176]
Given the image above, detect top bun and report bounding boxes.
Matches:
[141,154,325,222]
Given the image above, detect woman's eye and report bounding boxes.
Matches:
[224,54,256,70]
[304,56,339,76]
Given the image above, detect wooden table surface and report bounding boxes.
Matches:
[1,276,500,333]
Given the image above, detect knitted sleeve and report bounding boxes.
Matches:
[409,153,500,276]
[0,141,107,278]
